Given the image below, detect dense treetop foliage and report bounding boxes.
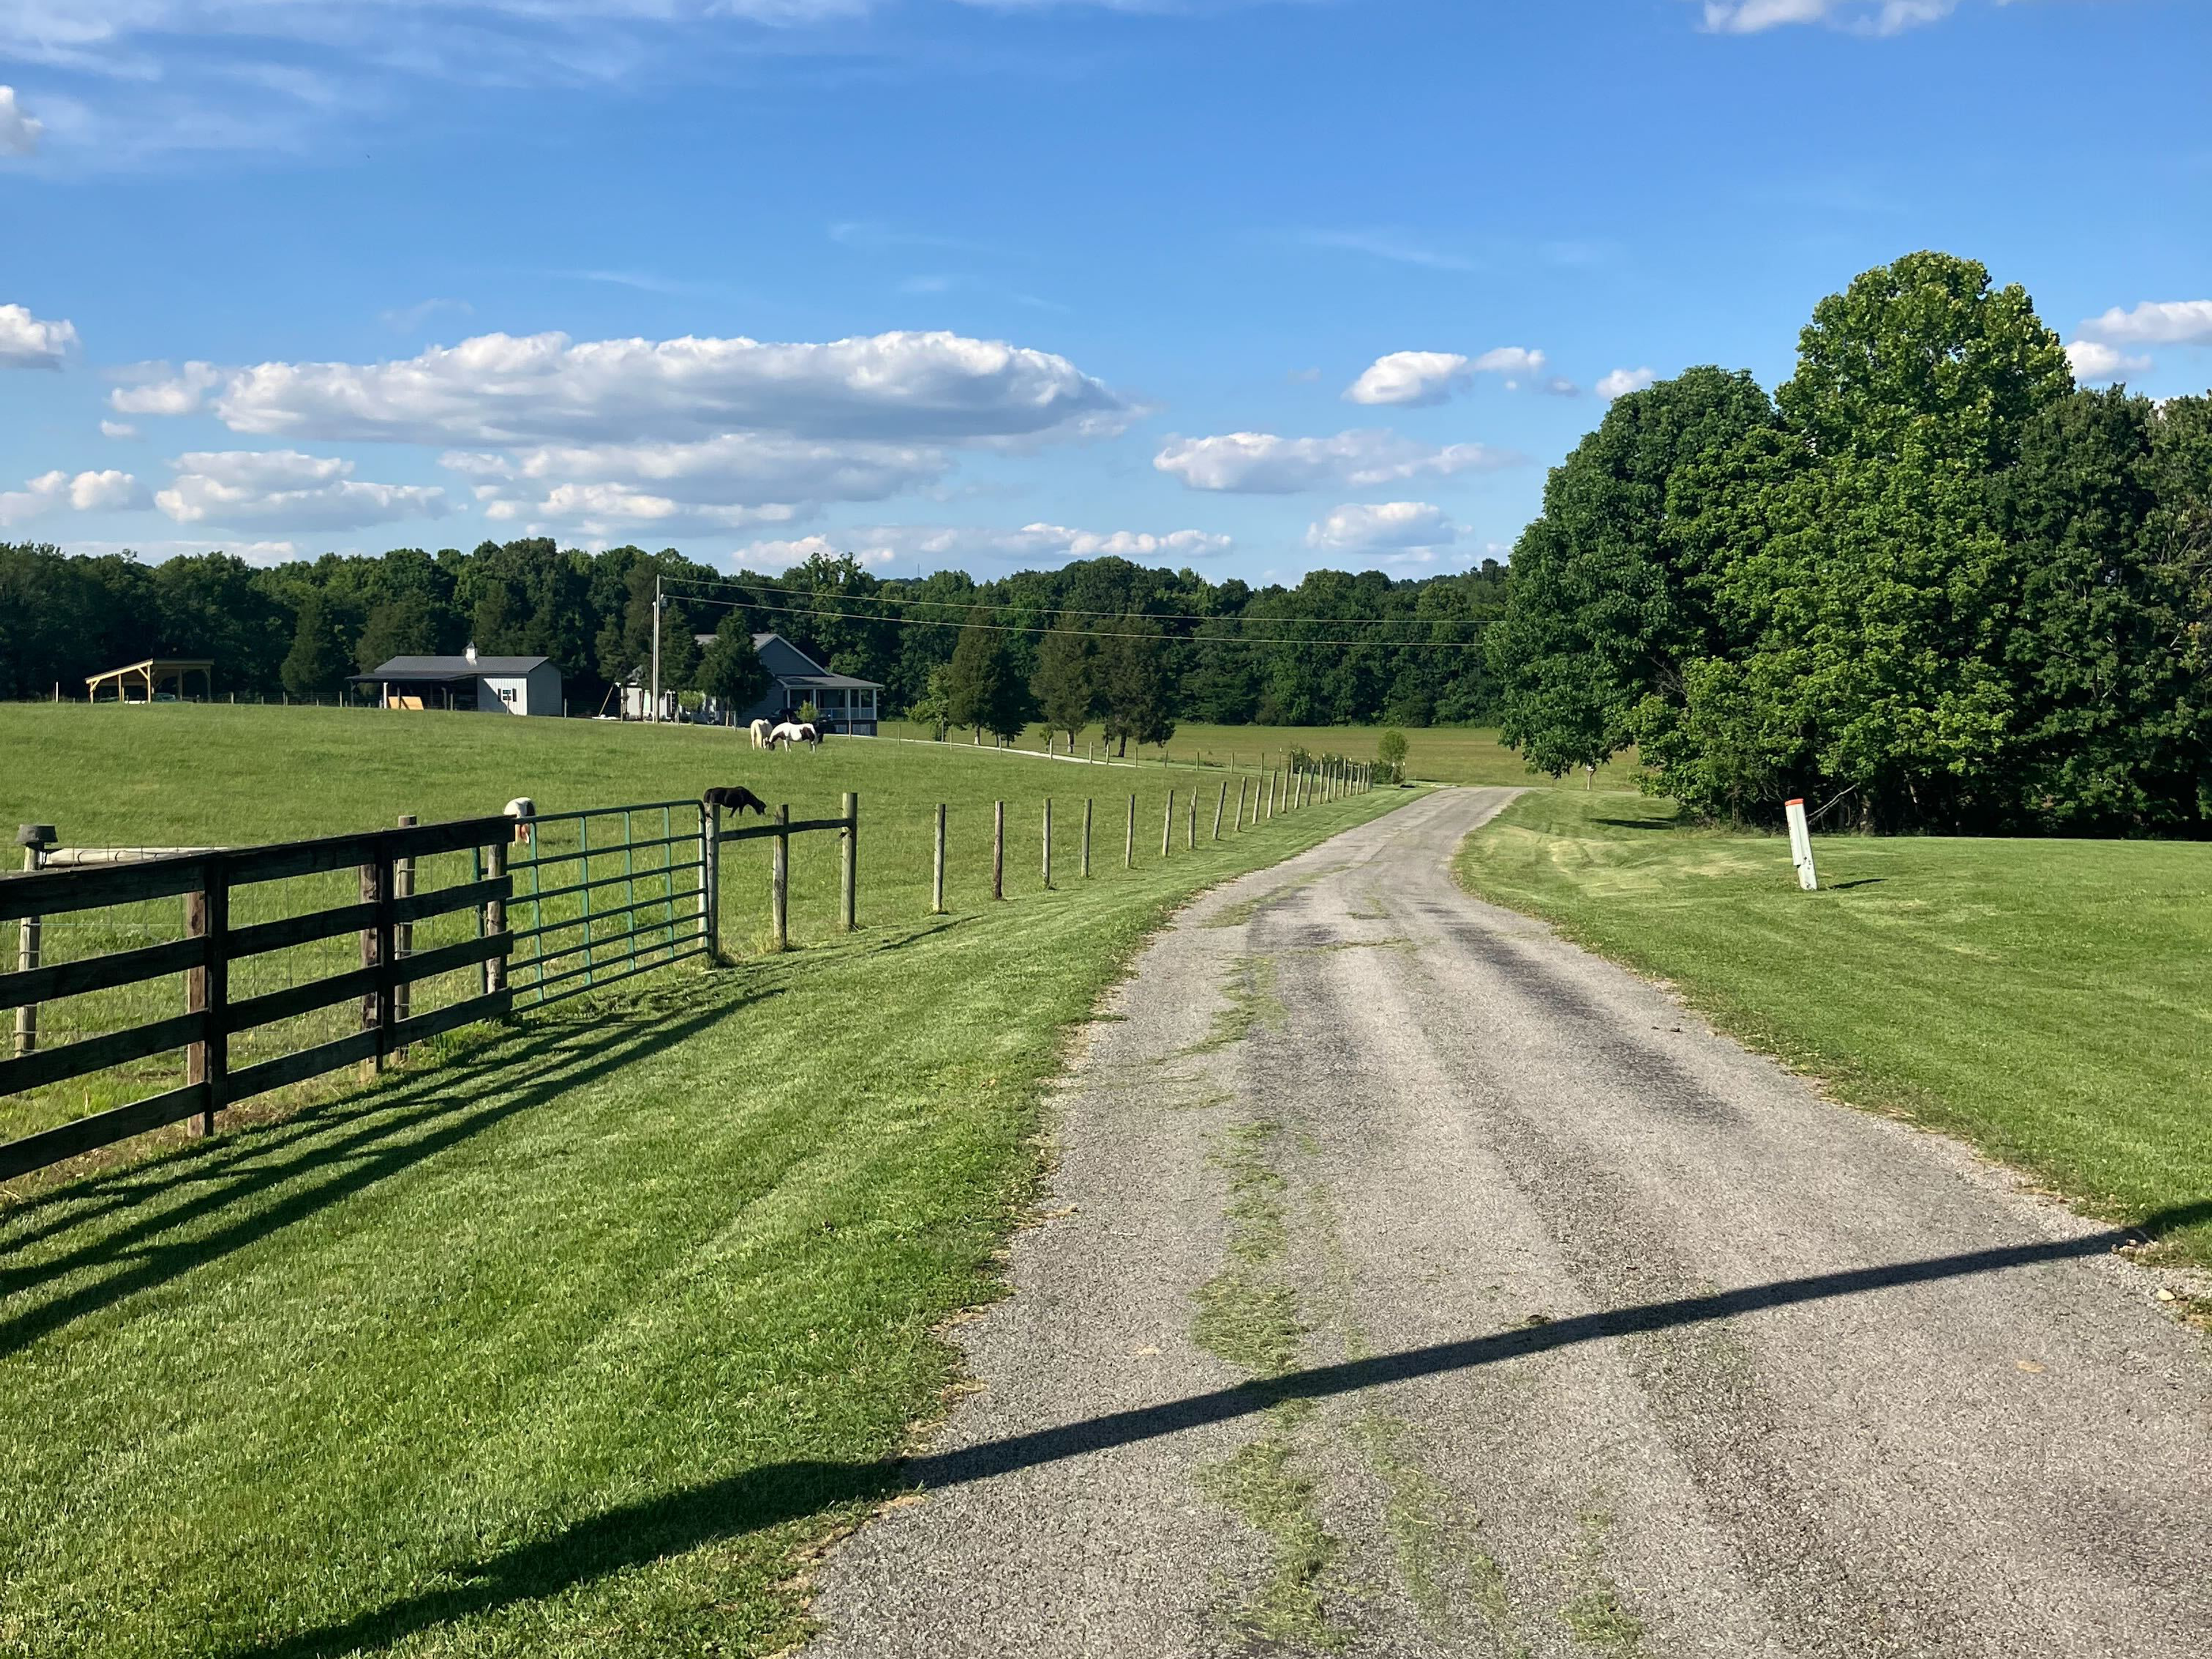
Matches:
[1490,251,2209,836]
[0,539,1506,729]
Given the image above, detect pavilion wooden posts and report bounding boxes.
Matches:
[770,805,790,952]
[993,802,1005,900]
[1081,798,1093,879]
[839,791,858,933]
[931,804,946,915]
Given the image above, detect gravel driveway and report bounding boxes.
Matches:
[808,786,2212,1658]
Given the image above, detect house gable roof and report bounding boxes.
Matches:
[358,654,554,679]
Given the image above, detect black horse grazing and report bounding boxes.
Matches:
[702,785,770,817]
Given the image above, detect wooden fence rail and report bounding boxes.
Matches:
[0,815,520,1183]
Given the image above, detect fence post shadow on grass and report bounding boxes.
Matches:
[224,1202,2211,1659]
[0,982,771,1357]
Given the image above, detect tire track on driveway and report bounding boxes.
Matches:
[807,787,2212,1658]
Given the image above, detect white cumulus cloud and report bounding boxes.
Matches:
[1305,501,1457,554]
[737,521,1234,572]
[2065,340,2153,384]
[0,467,147,524]
[156,450,450,530]
[1469,346,1546,378]
[0,86,40,157]
[0,304,78,369]
[124,329,1122,446]
[1596,366,1657,402]
[101,420,139,439]
[2076,300,2212,347]
[1153,429,1520,494]
[110,361,222,414]
[1344,351,1471,408]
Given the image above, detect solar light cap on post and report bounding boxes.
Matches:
[17,824,57,852]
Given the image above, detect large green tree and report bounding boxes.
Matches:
[694,612,771,714]
[1487,365,1779,775]
[1097,615,1176,755]
[944,622,1027,742]
[1030,624,1096,751]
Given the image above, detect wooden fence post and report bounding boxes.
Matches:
[993,801,1005,900]
[932,804,946,915]
[393,815,416,1055]
[13,828,49,1059]
[359,849,394,1079]
[1236,777,1248,830]
[771,805,789,951]
[1042,798,1053,890]
[1187,787,1196,850]
[1124,794,1135,870]
[840,791,858,933]
[1161,790,1173,858]
[1213,780,1227,842]
[1081,797,1093,879]
[483,836,507,995]
[184,862,228,1135]
[700,802,721,963]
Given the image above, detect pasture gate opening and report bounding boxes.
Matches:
[1,796,859,1185]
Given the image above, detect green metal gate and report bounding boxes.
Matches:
[493,800,710,1008]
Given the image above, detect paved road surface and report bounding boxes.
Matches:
[809,787,2212,1658]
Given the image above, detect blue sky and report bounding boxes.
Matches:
[1,0,2206,584]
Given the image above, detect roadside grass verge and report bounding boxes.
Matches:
[0,703,1405,1658]
[1458,790,2212,1268]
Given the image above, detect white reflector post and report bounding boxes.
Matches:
[1785,797,1817,891]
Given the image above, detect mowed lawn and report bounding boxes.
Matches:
[1460,790,2212,1268]
[0,703,1406,1659]
[878,717,1638,789]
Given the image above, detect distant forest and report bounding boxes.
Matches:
[5,249,2206,836]
[0,539,1508,729]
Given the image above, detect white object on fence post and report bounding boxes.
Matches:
[1785,797,1818,891]
[14,825,54,1059]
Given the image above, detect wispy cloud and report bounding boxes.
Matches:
[1291,228,1479,273]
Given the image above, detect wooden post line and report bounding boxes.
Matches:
[932,804,947,915]
[993,801,1005,900]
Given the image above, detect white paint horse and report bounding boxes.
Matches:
[767,721,821,749]
[749,718,772,750]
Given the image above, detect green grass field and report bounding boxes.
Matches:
[1459,791,2212,1268]
[0,702,1406,1658]
[876,718,1637,789]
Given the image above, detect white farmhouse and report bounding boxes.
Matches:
[354,646,565,715]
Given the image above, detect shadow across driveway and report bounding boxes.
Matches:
[229,1200,2209,1658]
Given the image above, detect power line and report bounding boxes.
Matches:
[679,589,1490,650]
[659,571,1497,635]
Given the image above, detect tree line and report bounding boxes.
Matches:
[1487,251,2210,836]
[0,540,1508,729]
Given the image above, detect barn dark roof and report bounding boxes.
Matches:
[354,654,554,679]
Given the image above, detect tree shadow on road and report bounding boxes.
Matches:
[226,1199,2212,1658]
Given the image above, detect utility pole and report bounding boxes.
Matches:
[650,574,663,722]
